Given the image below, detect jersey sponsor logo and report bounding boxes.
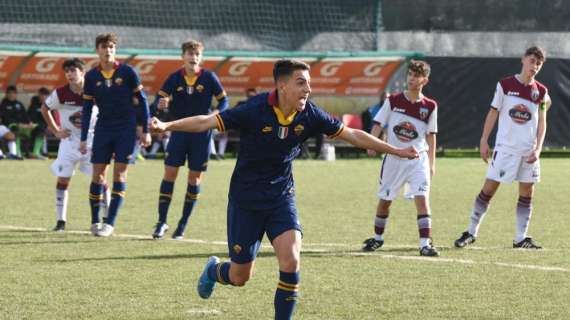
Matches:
[261,126,273,133]
[277,126,288,139]
[507,91,520,96]
[509,104,532,124]
[393,107,406,113]
[114,77,123,85]
[393,121,418,142]
[294,124,304,136]
[68,111,82,129]
[531,88,539,101]
[196,84,204,93]
[419,107,429,120]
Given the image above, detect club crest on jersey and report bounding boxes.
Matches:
[509,104,532,124]
[419,107,429,120]
[294,124,304,136]
[393,121,418,142]
[176,86,184,92]
[196,84,204,93]
[114,77,123,85]
[105,79,112,87]
[277,126,289,139]
[96,81,102,87]
[531,87,540,102]
[187,86,194,95]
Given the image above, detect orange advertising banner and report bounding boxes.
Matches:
[2,52,404,97]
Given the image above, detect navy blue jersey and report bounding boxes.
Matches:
[83,62,142,130]
[157,68,227,119]
[216,90,344,210]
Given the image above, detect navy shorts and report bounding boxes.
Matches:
[227,198,302,264]
[91,127,137,164]
[164,131,212,171]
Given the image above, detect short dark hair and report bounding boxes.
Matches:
[408,60,431,77]
[62,58,86,71]
[95,33,118,49]
[273,59,310,83]
[6,85,17,93]
[181,40,204,54]
[525,46,546,62]
[38,87,50,95]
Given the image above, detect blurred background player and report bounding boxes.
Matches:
[28,87,50,159]
[41,58,109,232]
[0,89,21,160]
[80,33,151,237]
[454,46,551,250]
[150,59,418,320]
[0,86,29,159]
[145,97,171,159]
[362,60,439,257]
[152,40,228,240]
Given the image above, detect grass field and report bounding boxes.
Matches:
[1,158,569,320]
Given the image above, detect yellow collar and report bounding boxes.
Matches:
[273,106,297,126]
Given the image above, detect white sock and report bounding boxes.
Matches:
[150,141,160,154]
[210,138,217,155]
[56,188,68,221]
[515,196,532,243]
[0,149,4,156]
[468,191,491,236]
[8,141,17,155]
[218,135,228,155]
[419,237,431,248]
[162,137,169,151]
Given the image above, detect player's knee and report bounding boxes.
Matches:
[230,271,252,287]
[279,255,300,273]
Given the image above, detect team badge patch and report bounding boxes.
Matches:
[499,170,506,178]
[419,107,429,120]
[262,126,273,133]
[531,87,539,102]
[196,84,204,93]
[509,104,532,124]
[277,126,289,139]
[294,124,304,136]
[187,86,194,95]
[96,81,102,87]
[233,244,242,255]
[393,121,419,142]
[176,86,183,91]
[105,79,112,87]
[114,77,123,85]
[202,161,208,168]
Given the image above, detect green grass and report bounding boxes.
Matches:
[0,158,569,320]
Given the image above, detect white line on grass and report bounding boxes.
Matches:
[1,225,568,273]
[186,309,222,316]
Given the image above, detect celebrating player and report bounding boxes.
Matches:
[454,46,551,249]
[152,40,228,240]
[361,60,440,257]
[80,33,151,237]
[41,58,109,232]
[150,59,418,319]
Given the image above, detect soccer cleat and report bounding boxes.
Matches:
[97,223,114,237]
[197,256,220,299]
[0,154,5,160]
[90,223,101,236]
[419,245,440,257]
[152,223,169,239]
[171,225,185,240]
[362,238,384,252]
[513,237,543,249]
[454,231,476,248]
[53,220,66,232]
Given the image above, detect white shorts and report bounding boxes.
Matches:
[377,152,430,201]
[50,140,92,178]
[0,125,10,138]
[486,150,540,184]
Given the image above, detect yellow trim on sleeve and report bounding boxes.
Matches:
[83,94,93,100]
[215,91,227,100]
[158,90,169,98]
[328,124,345,139]
[215,114,226,132]
[272,106,297,126]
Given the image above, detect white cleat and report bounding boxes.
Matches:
[97,223,114,237]
[90,223,101,236]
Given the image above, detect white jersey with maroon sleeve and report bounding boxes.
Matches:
[491,75,550,156]
[373,92,438,153]
[44,85,98,146]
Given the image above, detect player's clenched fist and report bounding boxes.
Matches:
[150,117,166,133]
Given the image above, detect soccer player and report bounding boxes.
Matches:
[361,60,440,257]
[80,33,151,237]
[0,86,29,159]
[41,58,109,232]
[152,40,229,240]
[150,59,418,320]
[454,46,551,249]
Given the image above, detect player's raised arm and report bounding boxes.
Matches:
[336,126,418,159]
[150,113,219,133]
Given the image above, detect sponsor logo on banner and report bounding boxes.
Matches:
[228,62,251,76]
[393,121,418,142]
[278,126,289,139]
[35,58,59,73]
[320,62,342,77]
[419,107,429,120]
[509,104,532,124]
